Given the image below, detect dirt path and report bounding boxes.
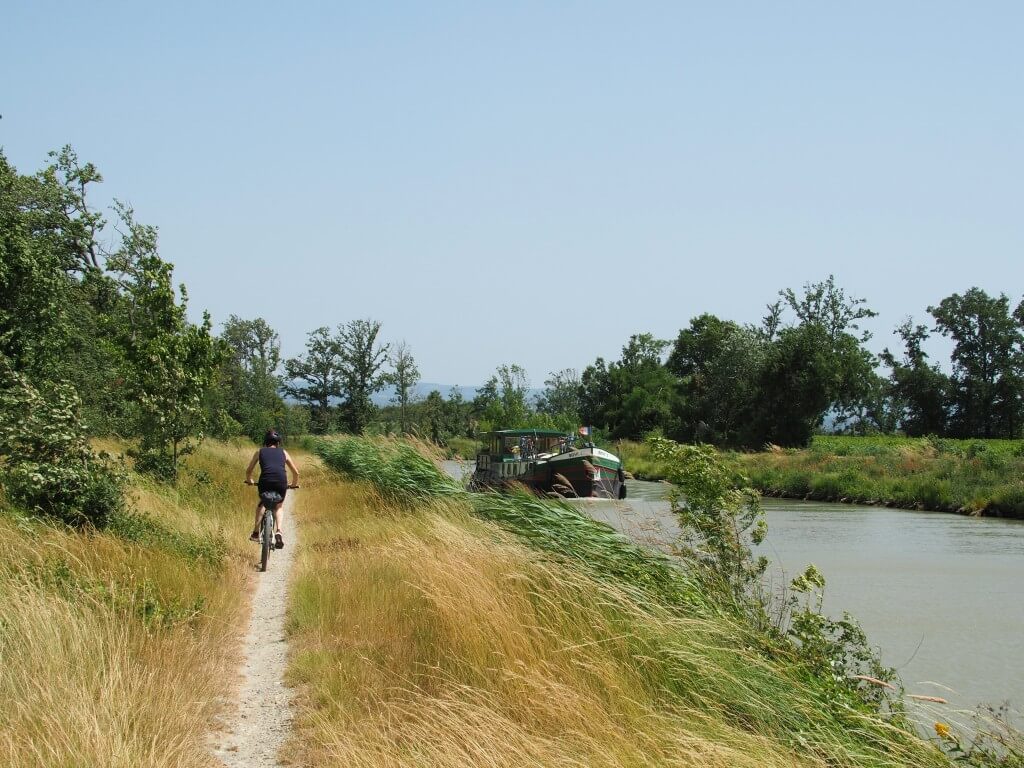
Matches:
[210,493,297,768]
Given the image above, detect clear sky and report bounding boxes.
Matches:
[3,2,1022,385]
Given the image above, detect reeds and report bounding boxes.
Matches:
[306,435,952,767]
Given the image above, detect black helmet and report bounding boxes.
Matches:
[263,429,282,446]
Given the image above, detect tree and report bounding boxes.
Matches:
[579,358,612,430]
[473,364,531,429]
[337,319,389,434]
[284,327,343,434]
[773,277,880,438]
[106,204,221,480]
[0,151,75,381]
[880,319,950,436]
[667,314,765,445]
[387,340,420,434]
[597,334,676,439]
[929,288,1024,438]
[219,315,285,440]
[745,324,849,447]
[535,368,582,429]
[779,274,877,343]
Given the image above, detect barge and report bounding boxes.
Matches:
[472,429,626,499]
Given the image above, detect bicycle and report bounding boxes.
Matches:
[246,483,298,572]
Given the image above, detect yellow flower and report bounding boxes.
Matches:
[934,722,951,739]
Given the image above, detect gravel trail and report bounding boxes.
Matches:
[210,493,297,768]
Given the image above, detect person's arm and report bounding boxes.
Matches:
[283,450,300,486]
[245,451,259,484]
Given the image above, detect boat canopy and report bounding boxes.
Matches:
[484,429,566,438]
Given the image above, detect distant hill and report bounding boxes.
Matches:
[371,383,544,406]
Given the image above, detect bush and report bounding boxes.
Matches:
[0,361,125,527]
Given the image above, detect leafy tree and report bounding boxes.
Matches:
[420,389,448,444]
[473,364,531,429]
[880,319,950,436]
[535,368,582,429]
[337,319,389,434]
[0,152,74,381]
[219,315,285,440]
[929,288,1024,438]
[745,324,847,447]
[771,277,880,440]
[779,274,877,343]
[284,327,343,434]
[107,204,221,479]
[589,334,676,440]
[579,358,612,430]
[387,340,420,434]
[667,315,765,445]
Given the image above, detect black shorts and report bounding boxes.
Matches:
[257,478,288,505]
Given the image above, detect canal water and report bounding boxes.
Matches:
[590,479,1024,724]
[446,461,1023,723]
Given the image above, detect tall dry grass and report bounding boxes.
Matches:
[0,440,260,767]
[287,455,948,767]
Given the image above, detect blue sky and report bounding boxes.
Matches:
[3,2,1022,384]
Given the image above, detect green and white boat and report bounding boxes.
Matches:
[472,429,626,499]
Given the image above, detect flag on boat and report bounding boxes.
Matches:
[578,426,591,436]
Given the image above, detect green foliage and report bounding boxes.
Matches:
[284,326,344,433]
[535,368,582,430]
[881,320,951,436]
[107,204,221,481]
[472,364,531,430]
[385,340,420,434]
[929,288,1024,439]
[648,436,767,612]
[107,508,225,566]
[337,318,389,434]
[667,315,764,444]
[216,315,286,441]
[0,358,124,527]
[787,564,898,707]
[730,435,1024,518]
[581,334,677,439]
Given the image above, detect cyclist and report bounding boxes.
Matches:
[244,430,299,549]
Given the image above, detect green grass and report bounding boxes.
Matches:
[617,436,1024,518]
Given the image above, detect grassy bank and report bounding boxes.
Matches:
[290,435,965,768]
[618,436,1024,518]
[0,440,258,767]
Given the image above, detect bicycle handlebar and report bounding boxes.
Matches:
[244,481,299,489]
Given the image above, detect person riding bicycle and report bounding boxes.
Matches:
[245,430,299,549]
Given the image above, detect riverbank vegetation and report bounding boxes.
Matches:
[618,435,1024,518]
[304,435,1023,767]
[0,440,257,766]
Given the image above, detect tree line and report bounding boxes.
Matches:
[3,146,1023,528]
[572,277,1024,446]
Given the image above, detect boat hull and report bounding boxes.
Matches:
[472,447,625,499]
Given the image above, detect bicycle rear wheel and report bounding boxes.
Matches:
[260,509,273,572]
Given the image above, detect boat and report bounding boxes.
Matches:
[472,429,627,499]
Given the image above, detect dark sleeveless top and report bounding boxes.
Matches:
[258,447,287,485]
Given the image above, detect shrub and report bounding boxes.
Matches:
[0,361,125,527]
